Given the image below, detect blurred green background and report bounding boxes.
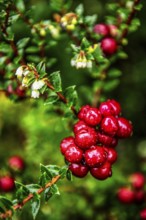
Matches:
[0,0,146,219]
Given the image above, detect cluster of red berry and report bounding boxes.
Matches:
[0,155,25,192]
[93,23,118,55]
[117,172,146,220]
[60,99,133,180]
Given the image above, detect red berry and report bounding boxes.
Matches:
[8,156,25,172]
[93,24,109,36]
[101,37,118,55]
[78,105,90,120]
[73,120,89,134]
[84,146,107,167]
[140,209,146,220]
[134,190,145,203]
[69,163,89,178]
[104,147,117,164]
[15,86,25,97]
[117,187,135,204]
[129,173,145,189]
[90,162,112,180]
[109,137,118,148]
[108,24,118,37]
[83,107,102,126]
[0,176,15,192]
[60,136,75,155]
[99,99,121,117]
[101,116,118,136]
[64,144,83,163]
[74,127,97,149]
[97,131,116,146]
[116,117,133,138]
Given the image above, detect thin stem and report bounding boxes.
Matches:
[0,175,61,219]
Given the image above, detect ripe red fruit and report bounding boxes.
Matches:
[109,137,118,148]
[97,131,116,146]
[99,99,121,117]
[104,147,117,164]
[15,86,25,97]
[101,116,118,136]
[73,120,89,134]
[129,173,145,189]
[116,117,133,138]
[90,162,112,180]
[101,37,118,55]
[64,144,83,163]
[74,127,97,149]
[78,105,90,120]
[93,24,109,36]
[84,146,107,167]
[0,176,15,192]
[8,156,25,172]
[134,190,145,203]
[117,187,135,204]
[83,107,102,126]
[60,136,75,155]
[140,208,146,220]
[69,163,89,178]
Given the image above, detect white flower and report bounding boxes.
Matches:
[23,70,30,76]
[31,80,45,90]
[86,61,92,68]
[15,66,24,77]
[22,77,29,87]
[71,59,76,67]
[31,90,40,98]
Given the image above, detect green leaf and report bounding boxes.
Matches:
[17,38,30,49]
[59,166,68,179]
[134,3,143,11]
[64,85,78,108]
[16,0,25,12]
[31,194,40,220]
[108,69,122,78]
[44,187,53,202]
[75,4,84,16]
[84,15,97,26]
[26,46,39,53]
[39,173,47,187]
[51,184,60,195]
[49,71,62,92]
[36,61,46,77]
[40,164,53,179]
[9,14,20,24]
[81,37,90,49]
[15,182,30,194]
[0,196,13,209]
[71,44,80,53]
[26,184,41,193]
[44,95,59,105]
[103,79,120,92]
[66,169,72,181]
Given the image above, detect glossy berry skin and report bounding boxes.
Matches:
[129,173,145,189]
[101,37,118,55]
[99,99,121,117]
[93,24,109,36]
[117,187,135,204]
[104,147,117,164]
[140,209,146,220]
[109,138,118,148]
[73,120,89,134]
[84,146,107,167]
[8,156,25,172]
[90,162,112,180]
[0,176,15,192]
[60,136,75,155]
[83,107,101,126]
[97,131,116,146]
[64,144,83,163]
[69,163,89,178]
[116,117,133,138]
[78,105,90,121]
[101,116,118,136]
[74,127,97,149]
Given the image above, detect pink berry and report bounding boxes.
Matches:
[74,127,97,149]
[101,116,118,136]
[97,131,116,146]
[78,105,90,120]
[0,176,15,192]
[117,187,135,204]
[60,136,75,155]
[69,163,89,178]
[84,146,107,167]
[140,209,146,220]
[101,37,118,55]
[8,156,25,172]
[129,173,145,189]
[73,120,89,134]
[93,24,109,36]
[64,144,83,163]
[116,117,133,138]
[104,147,117,164]
[90,162,112,180]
